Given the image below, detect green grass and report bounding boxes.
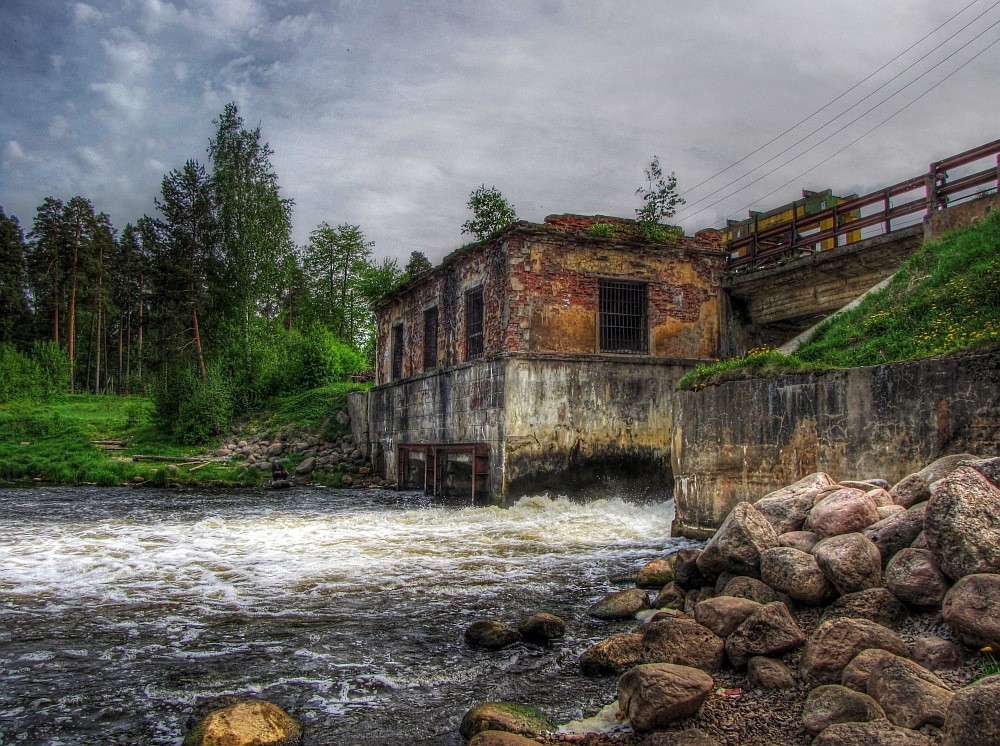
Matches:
[263,382,369,440]
[679,209,1000,389]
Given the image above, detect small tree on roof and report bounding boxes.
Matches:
[461,185,517,241]
[635,156,684,241]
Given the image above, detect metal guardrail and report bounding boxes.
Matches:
[726,138,1000,272]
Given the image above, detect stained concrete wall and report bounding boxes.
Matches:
[671,350,1000,537]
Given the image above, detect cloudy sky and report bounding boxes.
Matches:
[1,0,998,264]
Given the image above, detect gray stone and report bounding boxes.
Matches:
[864,503,926,568]
[925,466,1000,579]
[800,618,908,687]
[695,502,778,582]
[820,589,907,629]
[641,618,725,673]
[518,613,565,643]
[670,548,704,590]
[295,457,316,475]
[465,620,521,650]
[725,601,806,670]
[942,673,1000,746]
[777,530,820,552]
[747,656,797,690]
[580,633,644,674]
[910,637,964,670]
[618,663,714,732]
[459,702,555,740]
[961,456,1000,489]
[760,546,834,605]
[842,648,900,692]
[867,654,953,729]
[693,596,762,638]
[812,720,932,745]
[755,492,814,535]
[803,684,885,735]
[889,473,931,509]
[652,582,686,610]
[636,559,675,589]
[941,573,1000,647]
[720,575,778,604]
[804,489,881,538]
[813,533,883,595]
[588,588,650,620]
[885,548,950,609]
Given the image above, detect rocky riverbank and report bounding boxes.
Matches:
[458,453,1000,746]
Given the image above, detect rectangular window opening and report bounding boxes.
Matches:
[423,307,439,371]
[391,322,404,381]
[599,279,648,353]
[465,287,484,361]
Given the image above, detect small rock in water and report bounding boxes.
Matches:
[518,612,565,643]
[636,558,675,588]
[459,702,555,740]
[588,588,649,620]
[183,699,302,746]
[465,620,522,650]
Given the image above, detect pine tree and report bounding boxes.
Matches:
[0,206,31,347]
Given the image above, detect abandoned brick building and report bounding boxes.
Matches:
[352,214,726,501]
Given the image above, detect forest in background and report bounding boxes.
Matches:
[0,103,431,444]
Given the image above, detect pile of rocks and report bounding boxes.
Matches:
[460,453,1000,745]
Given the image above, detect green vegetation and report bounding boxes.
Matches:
[461,184,517,240]
[635,155,685,241]
[976,647,1000,681]
[679,210,1000,389]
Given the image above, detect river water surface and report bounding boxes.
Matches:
[0,486,688,744]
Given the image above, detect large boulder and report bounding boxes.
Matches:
[941,573,1000,647]
[760,546,834,605]
[183,700,302,746]
[804,489,880,538]
[812,720,932,745]
[754,492,814,535]
[890,473,932,509]
[670,549,704,590]
[588,588,650,620]
[693,596,762,638]
[460,702,555,740]
[800,618,908,687]
[919,453,982,484]
[963,456,1000,488]
[819,589,907,629]
[841,648,900,692]
[884,549,950,609]
[518,613,565,643]
[863,503,926,568]
[617,663,714,732]
[719,575,779,604]
[777,530,820,553]
[465,620,522,650]
[942,673,1000,746]
[725,601,806,670]
[695,502,778,582]
[867,654,953,729]
[813,533,883,595]
[924,466,1000,579]
[653,582,687,611]
[637,559,675,589]
[803,684,885,735]
[580,633,644,675]
[642,618,726,673]
[747,656,797,690]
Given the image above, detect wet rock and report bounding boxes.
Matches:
[819,589,907,629]
[925,467,1000,579]
[910,637,964,670]
[467,731,540,746]
[841,648,900,692]
[803,684,885,735]
[863,502,926,568]
[747,656,797,690]
[804,488,880,538]
[777,530,820,553]
[812,719,932,745]
[617,663,714,732]
[459,702,555,740]
[653,582,687,611]
[720,575,779,604]
[813,533,883,595]
[890,473,931,508]
[800,618,908,687]
[642,618,725,673]
[884,549,950,609]
[637,559,675,589]
[867,654,953,729]
[695,502,778,582]
[693,596,761,638]
[942,673,1000,746]
[641,728,719,745]
[465,620,522,650]
[725,601,806,670]
[670,549,704,590]
[580,633,644,674]
[518,612,565,643]
[941,573,1000,647]
[588,588,650,620]
[183,699,302,746]
[760,546,834,605]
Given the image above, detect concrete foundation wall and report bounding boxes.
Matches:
[671,350,1000,537]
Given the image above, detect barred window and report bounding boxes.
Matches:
[466,286,484,360]
[391,322,404,380]
[599,279,648,353]
[423,307,439,371]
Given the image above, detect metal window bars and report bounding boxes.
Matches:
[391,323,403,381]
[466,287,484,360]
[423,307,438,371]
[599,279,648,353]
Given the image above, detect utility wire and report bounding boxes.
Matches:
[713,33,1000,229]
[678,13,1000,225]
[677,0,983,201]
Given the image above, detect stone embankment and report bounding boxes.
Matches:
[459,453,1000,746]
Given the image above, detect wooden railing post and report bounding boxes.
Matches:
[883,188,892,234]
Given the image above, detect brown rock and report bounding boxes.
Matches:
[720,575,779,604]
[183,700,302,746]
[670,548,704,590]
[866,489,894,508]
[813,533,883,595]
[942,673,1000,746]
[693,596,762,638]
[725,601,806,670]
[804,489,880,538]
[910,531,930,549]
[459,702,555,740]
[842,648,900,692]
[617,663,714,732]
[885,548,950,609]
[760,546,835,605]
[890,473,931,509]
[683,588,714,614]
[754,492,813,535]
[642,618,725,673]
[580,633,644,674]
[812,720,932,745]
[468,732,540,746]
[695,502,778,582]
[588,588,650,620]
[820,589,907,629]
[747,656,797,690]
[803,684,885,735]
[867,654,953,729]
[465,620,522,650]
[653,582,687,610]
[637,559,675,588]
[962,456,1000,488]
[777,530,820,552]
[925,466,1000,579]
[800,618,908,687]
[863,502,926,568]
[910,637,964,670]
[941,573,1000,647]
[518,612,565,643]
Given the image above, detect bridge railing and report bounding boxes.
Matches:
[726,138,1000,272]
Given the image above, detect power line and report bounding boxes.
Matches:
[678,13,1000,225]
[677,0,984,201]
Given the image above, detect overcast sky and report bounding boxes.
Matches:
[1,0,998,264]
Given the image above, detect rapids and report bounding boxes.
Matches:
[0,486,690,744]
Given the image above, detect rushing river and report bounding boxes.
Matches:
[0,486,690,745]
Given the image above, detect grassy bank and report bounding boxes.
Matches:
[679,208,1000,389]
[0,382,368,487]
